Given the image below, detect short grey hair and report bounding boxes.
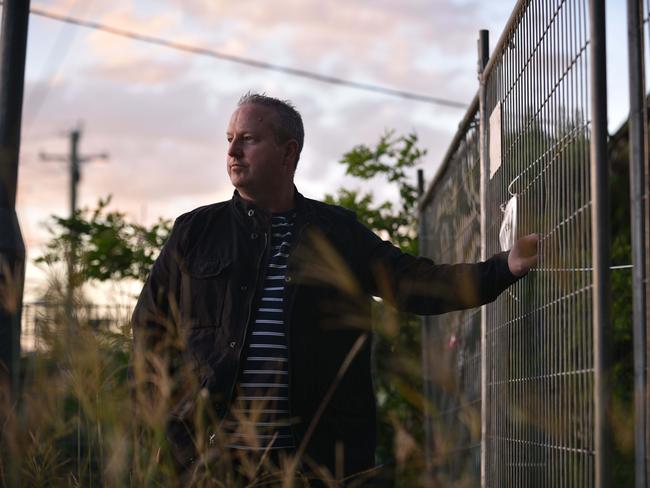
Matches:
[238,92,304,165]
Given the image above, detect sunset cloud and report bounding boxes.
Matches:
[17,0,549,301]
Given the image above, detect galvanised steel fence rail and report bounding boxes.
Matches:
[644,1,649,482]
[627,0,649,485]
[419,0,618,486]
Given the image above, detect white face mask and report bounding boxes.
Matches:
[499,195,517,252]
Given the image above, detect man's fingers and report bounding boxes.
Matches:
[508,234,540,277]
[519,233,540,257]
[523,233,540,244]
[521,254,539,269]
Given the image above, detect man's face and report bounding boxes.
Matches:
[226,104,292,200]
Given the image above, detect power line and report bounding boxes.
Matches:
[24,0,89,132]
[25,5,467,109]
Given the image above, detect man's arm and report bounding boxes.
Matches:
[352,217,538,315]
[131,219,204,468]
[131,219,184,398]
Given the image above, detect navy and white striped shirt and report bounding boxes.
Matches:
[224,212,296,451]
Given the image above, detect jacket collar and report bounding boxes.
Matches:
[230,188,341,247]
[231,187,314,222]
[232,189,268,218]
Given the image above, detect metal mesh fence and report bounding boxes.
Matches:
[419,0,607,485]
[483,0,594,485]
[420,99,481,485]
[21,302,133,352]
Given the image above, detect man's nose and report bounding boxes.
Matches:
[228,139,242,158]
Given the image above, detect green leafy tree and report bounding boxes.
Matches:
[324,130,427,483]
[37,196,172,286]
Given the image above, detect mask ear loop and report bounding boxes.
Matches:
[499,162,548,304]
[499,173,520,214]
[501,173,522,302]
[507,173,520,198]
[499,173,520,245]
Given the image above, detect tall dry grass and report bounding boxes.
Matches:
[1,233,433,487]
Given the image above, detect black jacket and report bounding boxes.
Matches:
[131,189,518,479]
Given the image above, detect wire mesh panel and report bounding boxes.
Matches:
[420,102,482,485]
[21,302,133,352]
[482,0,595,485]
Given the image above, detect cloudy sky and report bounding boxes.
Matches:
[12,0,628,301]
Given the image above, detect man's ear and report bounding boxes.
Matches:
[283,140,299,169]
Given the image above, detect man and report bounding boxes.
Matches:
[132,93,538,483]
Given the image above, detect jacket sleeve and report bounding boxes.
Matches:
[131,218,201,469]
[351,216,520,315]
[131,218,184,383]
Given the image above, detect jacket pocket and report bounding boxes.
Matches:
[180,258,231,330]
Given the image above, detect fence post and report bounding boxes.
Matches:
[477,28,489,488]
[417,168,434,486]
[0,0,30,399]
[589,0,612,487]
[626,0,648,486]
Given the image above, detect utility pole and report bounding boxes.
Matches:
[0,0,30,404]
[40,127,108,328]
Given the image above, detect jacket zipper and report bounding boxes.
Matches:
[223,230,268,414]
[284,220,309,447]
